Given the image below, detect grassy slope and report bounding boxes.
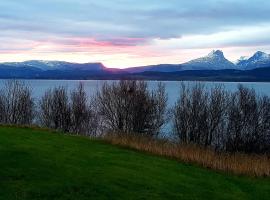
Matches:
[0,127,269,200]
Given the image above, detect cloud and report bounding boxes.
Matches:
[1,0,270,40]
[153,25,270,50]
[0,0,270,67]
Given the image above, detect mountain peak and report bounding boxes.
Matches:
[183,50,235,70]
[208,50,224,58]
[252,51,269,59]
[236,51,270,69]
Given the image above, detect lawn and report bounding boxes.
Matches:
[0,126,269,200]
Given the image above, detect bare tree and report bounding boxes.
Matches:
[257,96,270,153]
[0,80,34,125]
[206,85,228,149]
[173,83,209,145]
[173,83,270,154]
[227,85,256,152]
[95,80,167,137]
[39,89,54,128]
[226,85,269,153]
[149,82,168,136]
[70,83,98,135]
[173,83,191,143]
[0,90,6,124]
[39,86,71,131]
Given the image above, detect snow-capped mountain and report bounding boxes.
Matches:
[235,56,249,65]
[182,50,236,70]
[3,60,67,70]
[236,51,270,70]
[3,60,105,71]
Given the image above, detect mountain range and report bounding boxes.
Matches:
[235,51,270,70]
[0,50,270,81]
[124,50,270,73]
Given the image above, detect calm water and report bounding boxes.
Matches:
[1,80,270,106]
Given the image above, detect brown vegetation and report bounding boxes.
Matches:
[105,133,270,177]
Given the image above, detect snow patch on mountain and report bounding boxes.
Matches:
[3,60,105,71]
[236,51,270,70]
[182,50,236,70]
[235,56,248,64]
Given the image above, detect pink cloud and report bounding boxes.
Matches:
[30,36,163,57]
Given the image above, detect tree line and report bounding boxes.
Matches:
[0,80,269,154]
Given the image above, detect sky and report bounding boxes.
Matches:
[0,0,270,68]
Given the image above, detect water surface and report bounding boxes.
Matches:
[1,80,269,106]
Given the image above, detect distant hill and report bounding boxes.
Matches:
[0,61,109,79]
[131,67,270,82]
[124,64,183,73]
[2,60,105,71]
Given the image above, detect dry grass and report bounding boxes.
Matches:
[105,133,270,177]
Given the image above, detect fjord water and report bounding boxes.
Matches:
[1,80,270,106]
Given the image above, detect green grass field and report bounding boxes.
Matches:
[0,127,270,200]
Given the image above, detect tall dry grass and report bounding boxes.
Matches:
[104,133,270,177]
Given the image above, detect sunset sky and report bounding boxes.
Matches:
[1,0,270,68]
